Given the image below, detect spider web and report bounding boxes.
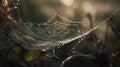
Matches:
[21,13,81,41]
[12,12,81,50]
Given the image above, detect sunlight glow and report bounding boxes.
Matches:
[83,2,96,15]
[60,0,74,6]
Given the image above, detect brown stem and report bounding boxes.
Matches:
[86,13,98,42]
[109,23,120,39]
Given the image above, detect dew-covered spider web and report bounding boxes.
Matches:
[9,0,120,51]
[11,12,83,50]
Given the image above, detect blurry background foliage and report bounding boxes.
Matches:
[0,0,120,67]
